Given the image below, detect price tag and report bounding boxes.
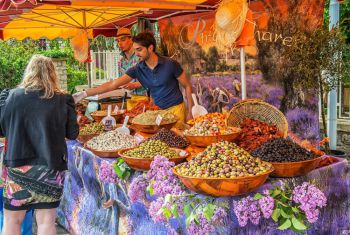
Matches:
[155,114,163,126]
[134,133,145,143]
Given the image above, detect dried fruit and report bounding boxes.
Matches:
[123,100,159,118]
[236,118,283,152]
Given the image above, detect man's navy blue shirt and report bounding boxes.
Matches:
[126,55,184,109]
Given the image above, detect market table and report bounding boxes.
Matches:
[57,140,350,235]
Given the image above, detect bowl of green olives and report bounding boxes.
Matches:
[118,140,188,171]
[172,141,274,196]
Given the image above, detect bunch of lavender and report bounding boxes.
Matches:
[292,182,327,223]
[128,174,148,203]
[99,160,118,184]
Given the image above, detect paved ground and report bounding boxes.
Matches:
[32,221,69,235]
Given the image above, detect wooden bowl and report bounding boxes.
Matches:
[118,148,188,171]
[77,133,98,144]
[131,121,177,134]
[184,131,240,147]
[84,144,127,158]
[91,111,123,123]
[269,156,323,177]
[173,166,274,197]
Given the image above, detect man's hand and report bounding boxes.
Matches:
[186,111,193,121]
[123,82,142,90]
[72,91,87,104]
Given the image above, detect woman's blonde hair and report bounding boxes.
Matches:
[19,54,63,98]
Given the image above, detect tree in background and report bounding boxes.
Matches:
[256,0,325,112]
[283,28,350,151]
[0,40,40,91]
[206,46,220,72]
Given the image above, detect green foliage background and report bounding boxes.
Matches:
[0,39,88,93]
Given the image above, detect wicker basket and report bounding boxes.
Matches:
[226,99,288,137]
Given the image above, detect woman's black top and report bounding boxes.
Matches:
[0,88,79,170]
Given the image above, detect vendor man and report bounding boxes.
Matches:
[115,27,144,95]
[73,31,193,126]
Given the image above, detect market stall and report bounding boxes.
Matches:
[56,99,350,235]
[57,142,349,234]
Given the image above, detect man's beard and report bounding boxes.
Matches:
[141,52,151,61]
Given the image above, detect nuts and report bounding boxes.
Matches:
[86,130,138,151]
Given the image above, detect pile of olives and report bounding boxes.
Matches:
[252,138,319,162]
[175,141,273,178]
[124,140,178,159]
[147,128,190,148]
[80,122,104,135]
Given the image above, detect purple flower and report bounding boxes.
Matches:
[292,182,327,223]
[149,197,166,223]
[258,196,275,219]
[146,155,184,197]
[188,213,215,235]
[233,197,250,227]
[99,160,118,184]
[128,175,148,203]
[248,200,261,225]
[212,207,228,223]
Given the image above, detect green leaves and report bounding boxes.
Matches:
[171,204,179,218]
[162,208,171,220]
[254,193,263,200]
[278,219,291,230]
[185,213,199,226]
[147,180,155,196]
[203,203,215,221]
[265,182,318,234]
[272,208,281,222]
[113,158,131,179]
[183,204,191,217]
[291,217,307,230]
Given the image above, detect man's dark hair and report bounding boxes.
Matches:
[132,32,156,51]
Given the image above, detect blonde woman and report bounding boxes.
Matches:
[0,55,79,235]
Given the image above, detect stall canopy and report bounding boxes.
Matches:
[0,0,217,40]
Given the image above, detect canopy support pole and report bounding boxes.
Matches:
[327,0,339,150]
[240,47,246,100]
